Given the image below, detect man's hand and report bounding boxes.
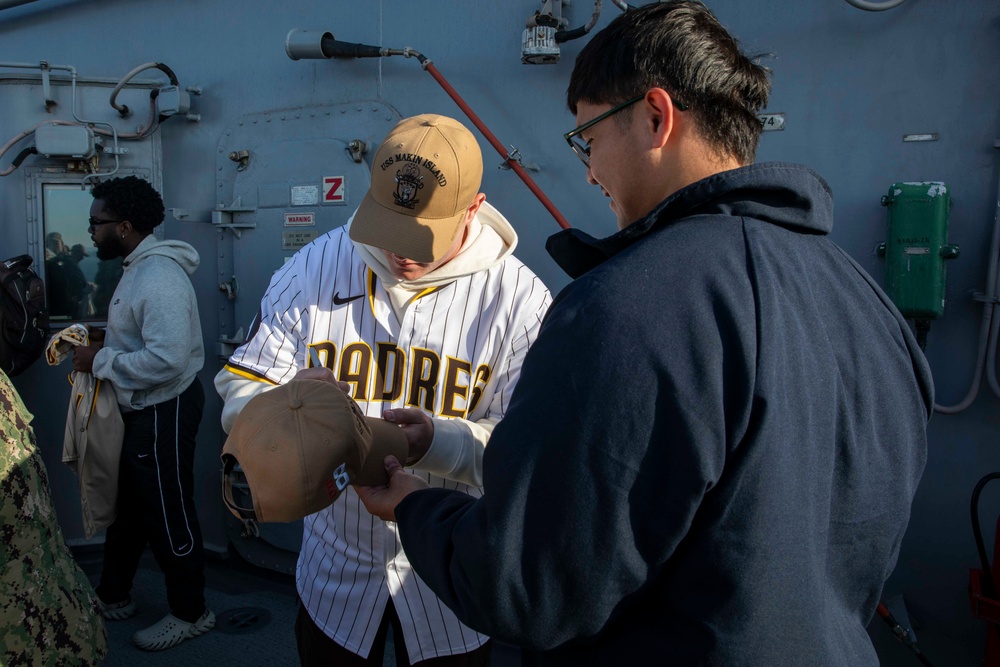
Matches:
[291,366,351,393]
[87,326,105,349]
[72,344,97,373]
[382,408,434,465]
[356,456,429,521]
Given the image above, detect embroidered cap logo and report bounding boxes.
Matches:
[393,162,424,209]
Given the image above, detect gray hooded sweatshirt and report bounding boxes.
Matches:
[92,235,204,410]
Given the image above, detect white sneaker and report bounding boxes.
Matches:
[132,609,215,651]
[98,596,137,621]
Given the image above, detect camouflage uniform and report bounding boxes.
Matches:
[0,369,107,666]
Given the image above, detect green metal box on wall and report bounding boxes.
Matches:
[877,181,959,320]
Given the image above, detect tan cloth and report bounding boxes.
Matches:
[47,324,124,538]
[62,373,123,538]
[45,322,88,366]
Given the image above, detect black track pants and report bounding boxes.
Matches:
[96,378,206,622]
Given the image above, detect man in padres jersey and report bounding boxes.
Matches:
[215,114,551,666]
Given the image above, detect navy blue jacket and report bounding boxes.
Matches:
[397,163,932,665]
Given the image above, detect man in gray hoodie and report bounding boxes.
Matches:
[72,175,212,651]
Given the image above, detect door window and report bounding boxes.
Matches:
[41,183,123,322]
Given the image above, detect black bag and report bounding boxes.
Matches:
[0,254,49,377]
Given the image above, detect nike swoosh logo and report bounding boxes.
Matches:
[137,453,148,458]
[333,292,364,305]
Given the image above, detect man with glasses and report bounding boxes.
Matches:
[358,2,932,664]
[72,175,213,651]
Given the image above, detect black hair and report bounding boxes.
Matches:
[90,176,165,233]
[567,0,771,164]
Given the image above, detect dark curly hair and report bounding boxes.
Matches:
[90,176,165,232]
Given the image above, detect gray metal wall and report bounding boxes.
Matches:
[1,1,997,663]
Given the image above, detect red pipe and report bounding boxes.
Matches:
[876,602,937,667]
[296,34,573,230]
[422,61,572,230]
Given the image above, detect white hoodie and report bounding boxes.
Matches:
[351,201,520,482]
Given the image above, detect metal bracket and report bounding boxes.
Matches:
[240,519,260,539]
[212,206,257,238]
[499,145,523,171]
[218,275,239,301]
[229,149,250,171]
[498,145,539,172]
[972,292,1000,305]
[218,327,245,359]
[172,200,256,238]
[347,139,367,164]
[40,61,56,112]
[171,208,211,223]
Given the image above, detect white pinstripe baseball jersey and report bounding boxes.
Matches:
[218,222,550,662]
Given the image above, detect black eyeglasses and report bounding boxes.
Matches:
[88,217,122,229]
[563,94,689,168]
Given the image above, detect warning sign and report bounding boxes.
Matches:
[284,212,315,226]
[323,176,345,204]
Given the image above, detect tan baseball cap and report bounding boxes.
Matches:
[350,114,483,263]
[221,379,408,523]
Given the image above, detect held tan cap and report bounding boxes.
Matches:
[221,379,408,523]
[350,114,483,263]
